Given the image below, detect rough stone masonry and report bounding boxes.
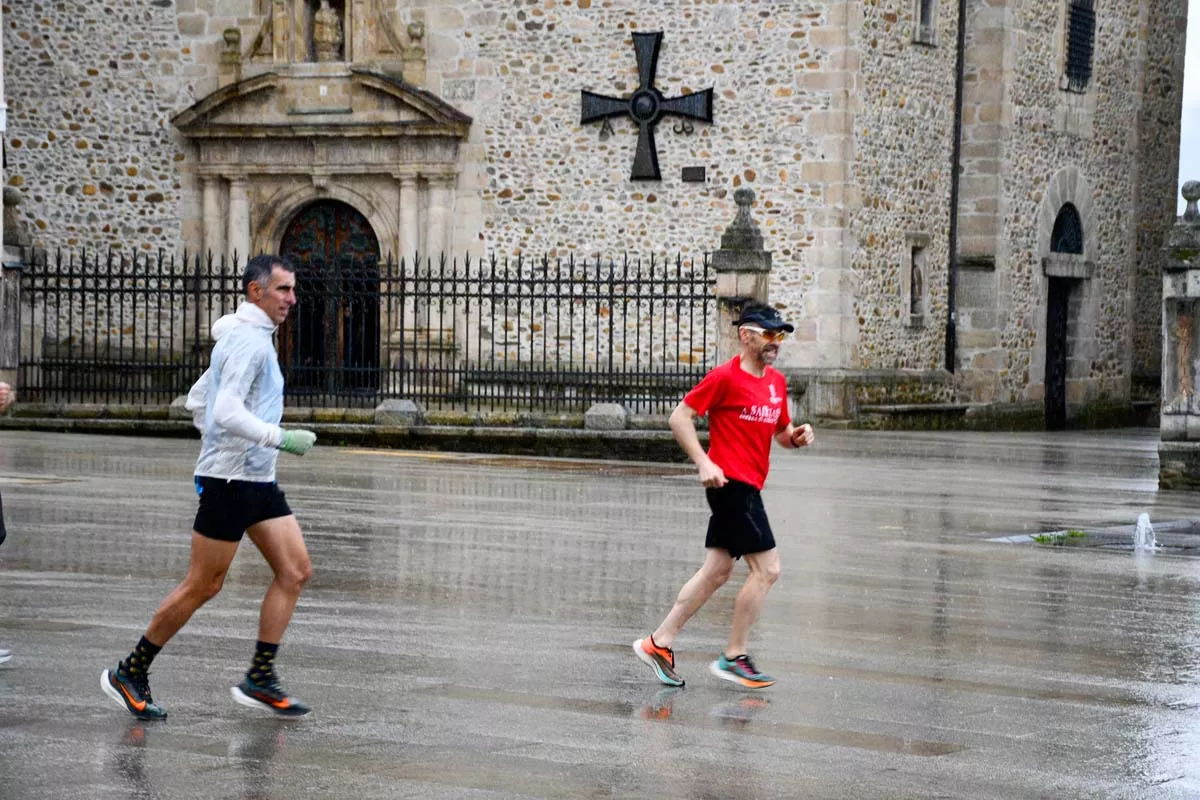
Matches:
[1,1,1188,426]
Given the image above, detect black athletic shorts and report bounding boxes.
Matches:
[704,479,776,559]
[193,476,292,542]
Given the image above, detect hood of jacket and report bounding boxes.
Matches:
[209,302,276,341]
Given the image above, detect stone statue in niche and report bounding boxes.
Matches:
[312,0,343,62]
[1174,311,1194,406]
[910,264,924,316]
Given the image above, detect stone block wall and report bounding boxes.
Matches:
[848,0,960,372]
[410,0,838,368]
[954,0,1186,409]
[1,0,1185,413]
[3,1,197,253]
[1131,0,1188,395]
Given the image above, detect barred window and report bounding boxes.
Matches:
[914,0,936,45]
[1064,0,1095,93]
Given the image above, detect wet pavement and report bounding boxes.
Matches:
[2,428,1200,799]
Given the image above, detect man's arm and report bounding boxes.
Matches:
[0,383,13,414]
[210,341,315,455]
[669,401,727,487]
[210,345,284,448]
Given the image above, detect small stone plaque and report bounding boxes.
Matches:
[681,166,706,183]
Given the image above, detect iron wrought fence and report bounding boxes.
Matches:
[14,247,717,414]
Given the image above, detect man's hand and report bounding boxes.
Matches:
[279,429,317,456]
[790,423,814,448]
[698,457,727,488]
[0,383,14,414]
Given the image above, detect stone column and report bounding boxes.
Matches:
[200,177,228,343]
[202,177,226,263]
[398,173,420,264]
[275,0,293,63]
[426,174,456,266]
[385,173,421,392]
[226,176,251,266]
[1159,181,1200,488]
[415,174,459,397]
[711,188,772,363]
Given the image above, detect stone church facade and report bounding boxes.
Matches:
[1,1,1189,425]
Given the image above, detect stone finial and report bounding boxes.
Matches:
[1183,181,1200,222]
[720,188,764,252]
[1167,181,1200,270]
[218,28,243,87]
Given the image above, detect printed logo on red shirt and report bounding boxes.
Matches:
[739,404,783,425]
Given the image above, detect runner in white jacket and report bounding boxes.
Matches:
[103,255,318,720]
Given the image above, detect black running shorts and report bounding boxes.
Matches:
[704,479,776,559]
[193,477,292,542]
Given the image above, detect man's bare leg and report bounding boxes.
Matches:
[103,532,239,719]
[725,548,780,657]
[652,548,735,648]
[245,514,312,643]
[232,514,313,716]
[144,533,240,645]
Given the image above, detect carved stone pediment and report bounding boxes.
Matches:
[173,68,470,140]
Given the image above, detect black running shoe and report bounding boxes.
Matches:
[102,666,168,720]
[231,676,311,717]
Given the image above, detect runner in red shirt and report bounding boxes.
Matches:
[634,301,814,689]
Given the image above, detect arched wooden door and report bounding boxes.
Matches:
[279,200,381,399]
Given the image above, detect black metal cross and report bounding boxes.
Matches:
[581,31,714,181]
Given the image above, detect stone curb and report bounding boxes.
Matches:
[0,416,697,462]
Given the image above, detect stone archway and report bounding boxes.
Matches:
[1035,169,1098,429]
[1045,204,1084,431]
[278,199,381,398]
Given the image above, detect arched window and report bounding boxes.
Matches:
[1050,203,1084,255]
[1064,0,1095,92]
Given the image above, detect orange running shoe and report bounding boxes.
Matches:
[633,636,684,687]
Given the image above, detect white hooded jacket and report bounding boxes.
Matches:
[185,302,286,482]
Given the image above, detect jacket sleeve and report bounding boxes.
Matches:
[210,341,284,448]
[184,370,211,433]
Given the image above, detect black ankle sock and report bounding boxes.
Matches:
[120,636,162,677]
[247,641,279,683]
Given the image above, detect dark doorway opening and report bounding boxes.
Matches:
[1045,277,1071,431]
[1045,204,1083,430]
[279,200,381,400]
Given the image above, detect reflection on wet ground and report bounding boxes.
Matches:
[2,429,1200,798]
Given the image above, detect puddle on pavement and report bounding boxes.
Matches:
[580,643,1145,708]
[427,683,966,757]
[990,519,1200,555]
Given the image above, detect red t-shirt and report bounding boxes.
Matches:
[682,355,791,490]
